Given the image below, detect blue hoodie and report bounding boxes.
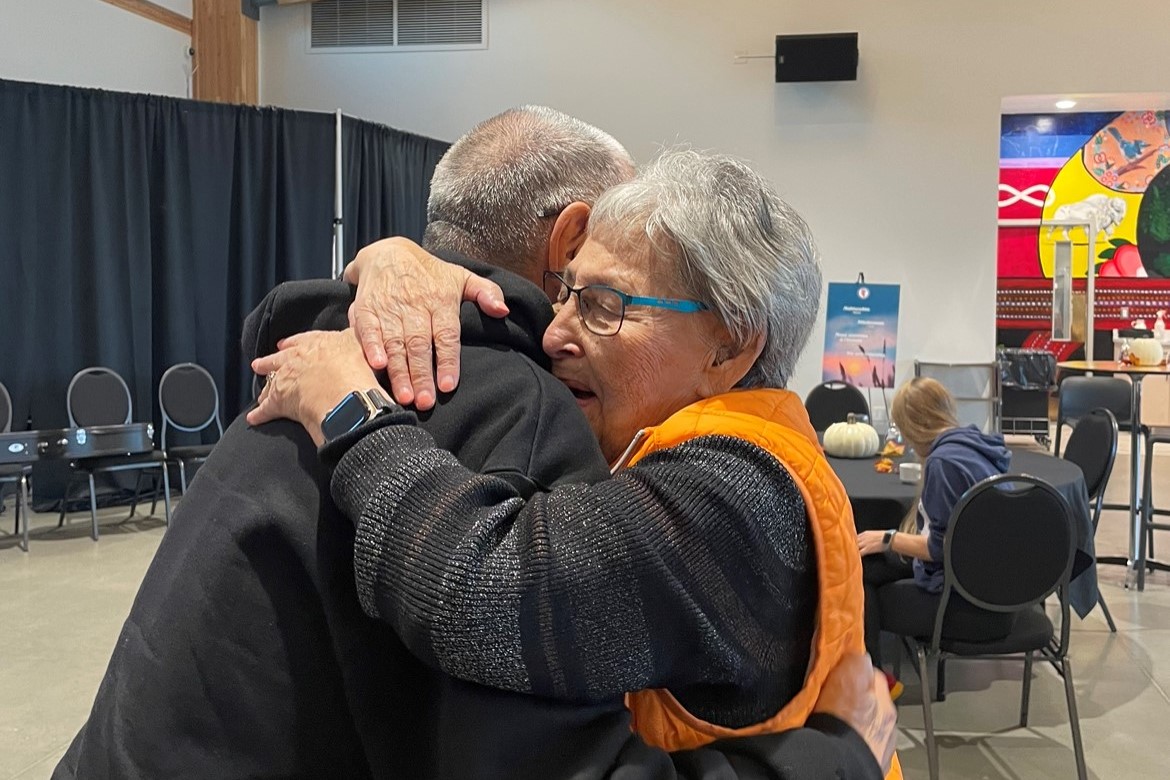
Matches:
[913,425,1012,593]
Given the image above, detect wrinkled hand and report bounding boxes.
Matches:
[247,329,380,446]
[857,530,888,557]
[344,236,509,410]
[813,653,897,774]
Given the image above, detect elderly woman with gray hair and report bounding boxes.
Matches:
[251,149,893,773]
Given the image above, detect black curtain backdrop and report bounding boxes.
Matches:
[0,79,447,507]
[342,116,448,262]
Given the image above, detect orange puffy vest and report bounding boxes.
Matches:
[617,388,903,779]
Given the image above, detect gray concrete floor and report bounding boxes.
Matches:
[0,439,1168,779]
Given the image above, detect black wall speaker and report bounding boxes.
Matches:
[775,33,859,82]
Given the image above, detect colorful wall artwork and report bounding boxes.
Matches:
[821,281,900,392]
[998,110,1170,280]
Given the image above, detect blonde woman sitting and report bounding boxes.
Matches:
[856,377,1013,691]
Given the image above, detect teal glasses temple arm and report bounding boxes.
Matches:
[619,293,709,312]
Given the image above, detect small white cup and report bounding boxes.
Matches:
[899,462,922,484]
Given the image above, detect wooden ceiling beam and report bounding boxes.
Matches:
[99,0,193,36]
[193,0,259,105]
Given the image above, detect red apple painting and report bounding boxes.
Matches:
[1097,239,1146,277]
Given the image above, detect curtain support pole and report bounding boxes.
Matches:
[333,109,344,278]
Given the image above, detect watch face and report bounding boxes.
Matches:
[322,393,370,441]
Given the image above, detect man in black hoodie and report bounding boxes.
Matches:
[55,106,887,780]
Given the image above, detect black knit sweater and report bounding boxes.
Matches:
[325,415,818,729]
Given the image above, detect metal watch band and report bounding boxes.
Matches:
[362,387,394,417]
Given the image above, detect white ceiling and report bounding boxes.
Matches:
[1002,92,1170,114]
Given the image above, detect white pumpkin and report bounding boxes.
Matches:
[823,416,881,459]
[1130,337,1164,367]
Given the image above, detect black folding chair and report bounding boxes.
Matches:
[158,363,223,494]
[58,367,171,541]
[0,381,32,552]
[804,381,869,432]
[1054,375,1134,456]
[880,474,1086,780]
[1054,375,1152,562]
[1061,408,1119,631]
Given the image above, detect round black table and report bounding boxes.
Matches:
[827,446,1099,618]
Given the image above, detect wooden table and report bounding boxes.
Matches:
[1059,360,1170,588]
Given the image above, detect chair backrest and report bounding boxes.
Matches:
[1061,408,1118,505]
[916,360,1000,433]
[159,363,223,449]
[804,381,869,432]
[67,367,132,427]
[1055,376,1132,455]
[0,381,12,433]
[935,473,1076,651]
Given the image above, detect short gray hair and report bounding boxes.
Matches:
[588,149,822,389]
[424,106,635,274]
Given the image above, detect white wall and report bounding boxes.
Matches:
[259,0,1170,397]
[0,0,192,98]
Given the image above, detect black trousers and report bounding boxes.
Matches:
[862,552,913,667]
[862,552,1013,669]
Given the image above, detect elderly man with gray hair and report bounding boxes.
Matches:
[348,104,633,409]
[57,105,626,780]
[252,147,897,777]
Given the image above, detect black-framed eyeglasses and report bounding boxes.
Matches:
[536,204,570,219]
[543,271,709,337]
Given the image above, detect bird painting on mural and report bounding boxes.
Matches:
[1107,127,1151,161]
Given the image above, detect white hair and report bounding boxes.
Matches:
[588,148,823,389]
[424,106,635,274]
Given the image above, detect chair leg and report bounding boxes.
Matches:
[1147,449,1156,570]
[917,645,939,780]
[1020,651,1034,728]
[87,472,99,541]
[8,482,21,545]
[936,657,947,702]
[150,471,161,516]
[1140,441,1154,591]
[58,475,76,527]
[1098,593,1118,633]
[128,472,144,517]
[160,465,172,526]
[19,474,30,553]
[1062,657,1088,780]
[178,460,188,495]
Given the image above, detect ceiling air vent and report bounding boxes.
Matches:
[397,0,483,45]
[310,0,485,50]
